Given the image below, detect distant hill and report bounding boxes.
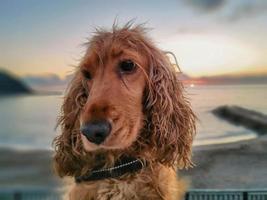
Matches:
[0,70,32,95]
[22,73,73,92]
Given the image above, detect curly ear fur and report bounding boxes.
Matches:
[143,46,196,168]
[53,71,87,177]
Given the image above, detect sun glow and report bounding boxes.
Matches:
[160,34,262,77]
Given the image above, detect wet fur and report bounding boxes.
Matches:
[53,22,196,200]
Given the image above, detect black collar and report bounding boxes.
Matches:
[75,156,146,183]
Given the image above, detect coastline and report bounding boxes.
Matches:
[0,135,266,189]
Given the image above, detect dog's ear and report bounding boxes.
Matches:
[53,71,87,177]
[144,49,196,168]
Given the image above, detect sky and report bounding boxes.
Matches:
[0,0,267,78]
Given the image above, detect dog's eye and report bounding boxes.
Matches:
[82,70,92,80]
[119,60,136,74]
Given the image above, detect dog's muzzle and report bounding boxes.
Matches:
[80,120,111,145]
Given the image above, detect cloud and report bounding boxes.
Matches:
[226,1,267,22]
[184,0,226,12]
[23,74,63,86]
[22,73,73,92]
[184,0,267,22]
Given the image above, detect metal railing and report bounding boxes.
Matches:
[186,190,267,200]
[0,189,61,200]
[0,189,266,200]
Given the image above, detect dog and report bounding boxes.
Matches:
[53,22,196,200]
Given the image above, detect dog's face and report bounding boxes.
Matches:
[53,25,196,177]
[79,39,148,152]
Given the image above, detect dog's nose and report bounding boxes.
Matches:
[80,120,111,145]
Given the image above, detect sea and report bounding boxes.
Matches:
[0,84,266,150]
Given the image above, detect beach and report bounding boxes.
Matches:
[0,148,61,189]
[181,135,267,189]
[1,136,267,190]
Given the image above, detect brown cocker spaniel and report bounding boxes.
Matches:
[53,22,196,200]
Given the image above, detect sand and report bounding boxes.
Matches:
[181,135,267,189]
[1,136,267,189]
[0,148,60,189]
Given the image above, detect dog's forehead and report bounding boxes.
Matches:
[81,50,99,69]
[82,38,143,69]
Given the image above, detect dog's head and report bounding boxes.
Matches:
[53,23,196,177]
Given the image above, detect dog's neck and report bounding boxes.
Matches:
[75,141,154,182]
[69,161,182,200]
[75,156,146,183]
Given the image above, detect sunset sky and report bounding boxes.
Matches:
[0,0,267,78]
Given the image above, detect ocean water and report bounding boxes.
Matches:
[189,84,267,145]
[0,85,266,150]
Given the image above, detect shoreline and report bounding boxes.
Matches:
[192,134,267,151]
[1,135,267,189]
[0,132,258,152]
[193,133,257,147]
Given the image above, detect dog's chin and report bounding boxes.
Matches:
[81,132,137,152]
